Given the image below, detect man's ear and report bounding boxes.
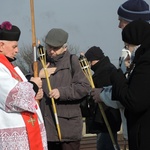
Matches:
[64,46,67,52]
[0,41,4,52]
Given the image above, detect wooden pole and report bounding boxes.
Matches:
[30,0,38,77]
[30,0,41,105]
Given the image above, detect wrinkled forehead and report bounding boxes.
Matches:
[0,40,17,44]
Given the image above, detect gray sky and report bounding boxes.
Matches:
[1,0,150,66]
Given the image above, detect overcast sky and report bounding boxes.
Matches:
[1,0,150,66]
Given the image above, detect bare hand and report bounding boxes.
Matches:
[30,77,42,88]
[49,89,60,100]
[39,63,57,78]
[35,88,43,100]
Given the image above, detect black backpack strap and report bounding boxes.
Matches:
[70,54,94,117]
[70,54,75,77]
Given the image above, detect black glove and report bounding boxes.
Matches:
[90,88,103,103]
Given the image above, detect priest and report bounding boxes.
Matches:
[0,21,47,150]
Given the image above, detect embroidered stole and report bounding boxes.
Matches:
[0,54,43,150]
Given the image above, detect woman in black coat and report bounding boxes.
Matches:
[110,20,150,150]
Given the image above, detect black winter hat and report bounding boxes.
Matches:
[0,21,21,41]
[85,46,105,61]
[122,20,150,63]
[122,19,150,45]
[117,0,150,22]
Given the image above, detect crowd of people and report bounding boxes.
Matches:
[0,0,150,150]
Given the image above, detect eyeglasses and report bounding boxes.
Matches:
[124,45,129,50]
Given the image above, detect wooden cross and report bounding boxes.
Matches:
[28,115,36,126]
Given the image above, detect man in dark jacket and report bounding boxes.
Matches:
[39,28,91,150]
[84,46,121,150]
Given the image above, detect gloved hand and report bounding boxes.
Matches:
[90,88,103,103]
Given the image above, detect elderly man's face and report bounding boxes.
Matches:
[46,44,67,58]
[0,41,19,59]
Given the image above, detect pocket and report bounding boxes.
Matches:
[57,104,82,118]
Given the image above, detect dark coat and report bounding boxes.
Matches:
[111,49,150,150]
[86,57,121,133]
[39,50,91,142]
[111,20,150,150]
